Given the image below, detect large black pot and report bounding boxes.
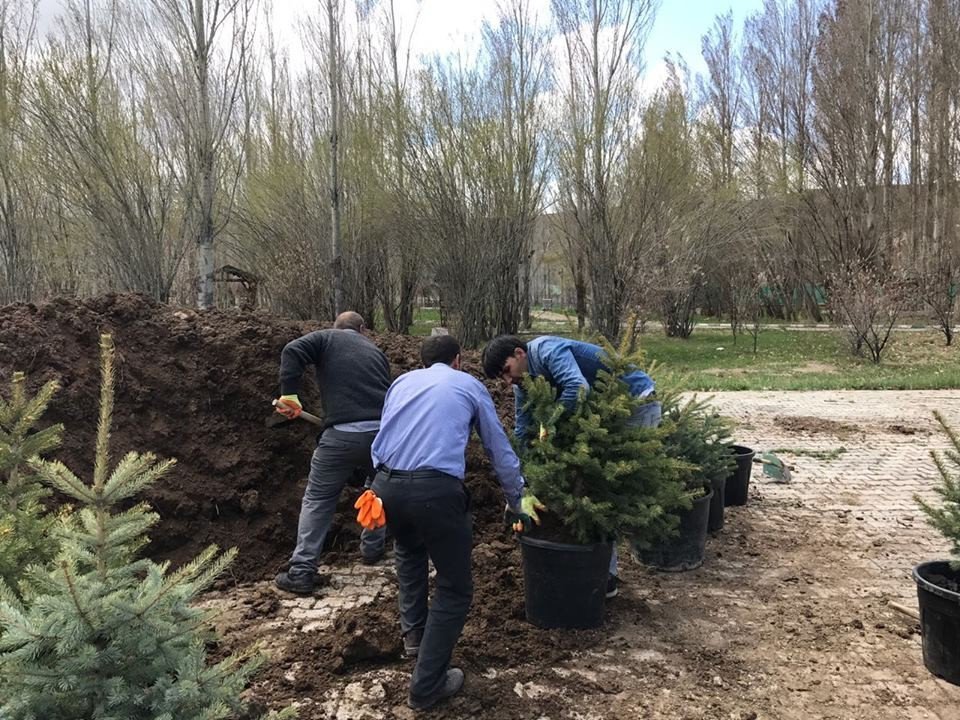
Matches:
[914,561,960,686]
[725,445,755,506]
[519,536,612,629]
[633,488,713,571]
[708,474,726,532]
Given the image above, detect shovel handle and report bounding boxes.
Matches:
[272,399,323,426]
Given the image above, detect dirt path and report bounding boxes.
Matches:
[202,390,960,719]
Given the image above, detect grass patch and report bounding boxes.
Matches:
[407,308,960,391]
[409,307,442,336]
[642,327,960,391]
[769,447,849,461]
[409,307,580,336]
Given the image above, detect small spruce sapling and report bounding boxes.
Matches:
[0,373,63,594]
[0,335,294,720]
[916,411,960,568]
[658,391,736,495]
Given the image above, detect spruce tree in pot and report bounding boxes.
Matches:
[519,342,689,629]
[634,394,735,570]
[913,411,960,686]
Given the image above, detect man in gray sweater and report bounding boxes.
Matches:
[273,311,392,594]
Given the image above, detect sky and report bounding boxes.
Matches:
[643,0,765,89]
[35,0,765,90]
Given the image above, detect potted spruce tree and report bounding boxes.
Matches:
[913,411,960,686]
[635,394,735,571]
[519,342,689,629]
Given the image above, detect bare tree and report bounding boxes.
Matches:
[807,0,908,274]
[323,0,343,316]
[829,264,907,363]
[30,0,195,301]
[551,0,658,339]
[699,11,742,189]
[628,70,698,337]
[391,0,549,345]
[137,0,257,309]
[404,63,491,346]
[740,0,823,321]
[722,240,765,350]
[375,0,422,333]
[913,0,960,345]
[230,5,333,319]
[0,0,40,303]
[917,254,959,346]
[631,68,743,339]
[482,0,550,335]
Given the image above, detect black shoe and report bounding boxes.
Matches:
[407,668,464,710]
[606,574,619,599]
[274,571,317,595]
[403,627,423,659]
[361,551,385,566]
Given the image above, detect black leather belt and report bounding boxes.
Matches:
[376,465,456,481]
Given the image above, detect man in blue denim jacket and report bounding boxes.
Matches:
[482,334,661,597]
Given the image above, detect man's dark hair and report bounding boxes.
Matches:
[421,335,461,367]
[481,335,527,379]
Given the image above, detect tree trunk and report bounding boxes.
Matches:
[195,0,216,310]
[574,254,587,331]
[327,0,342,317]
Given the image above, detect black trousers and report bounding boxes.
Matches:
[372,469,473,700]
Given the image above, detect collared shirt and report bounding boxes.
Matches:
[514,336,655,439]
[371,363,524,506]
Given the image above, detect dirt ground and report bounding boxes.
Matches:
[3,295,959,719]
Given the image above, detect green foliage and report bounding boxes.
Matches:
[917,412,960,567]
[0,373,63,594]
[658,391,735,491]
[521,336,691,545]
[0,336,293,720]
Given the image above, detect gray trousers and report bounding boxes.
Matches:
[371,469,472,701]
[610,399,663,576]
[288,428,386,577]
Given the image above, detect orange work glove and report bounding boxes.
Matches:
[275,394,302,419]
[354,489,386,530]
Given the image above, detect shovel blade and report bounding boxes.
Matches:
[265,412,296,429]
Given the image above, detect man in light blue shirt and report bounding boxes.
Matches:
[481,334,660,598]
[482,335,658,441]
[370,335,536,711]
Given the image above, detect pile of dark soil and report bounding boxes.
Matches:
[0,293,512,581]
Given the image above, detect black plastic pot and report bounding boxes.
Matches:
[708,474,725,532]
[724,445,755,506]
[634,487,713,571]
[519,536,612,629]
[914,561,960,686]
